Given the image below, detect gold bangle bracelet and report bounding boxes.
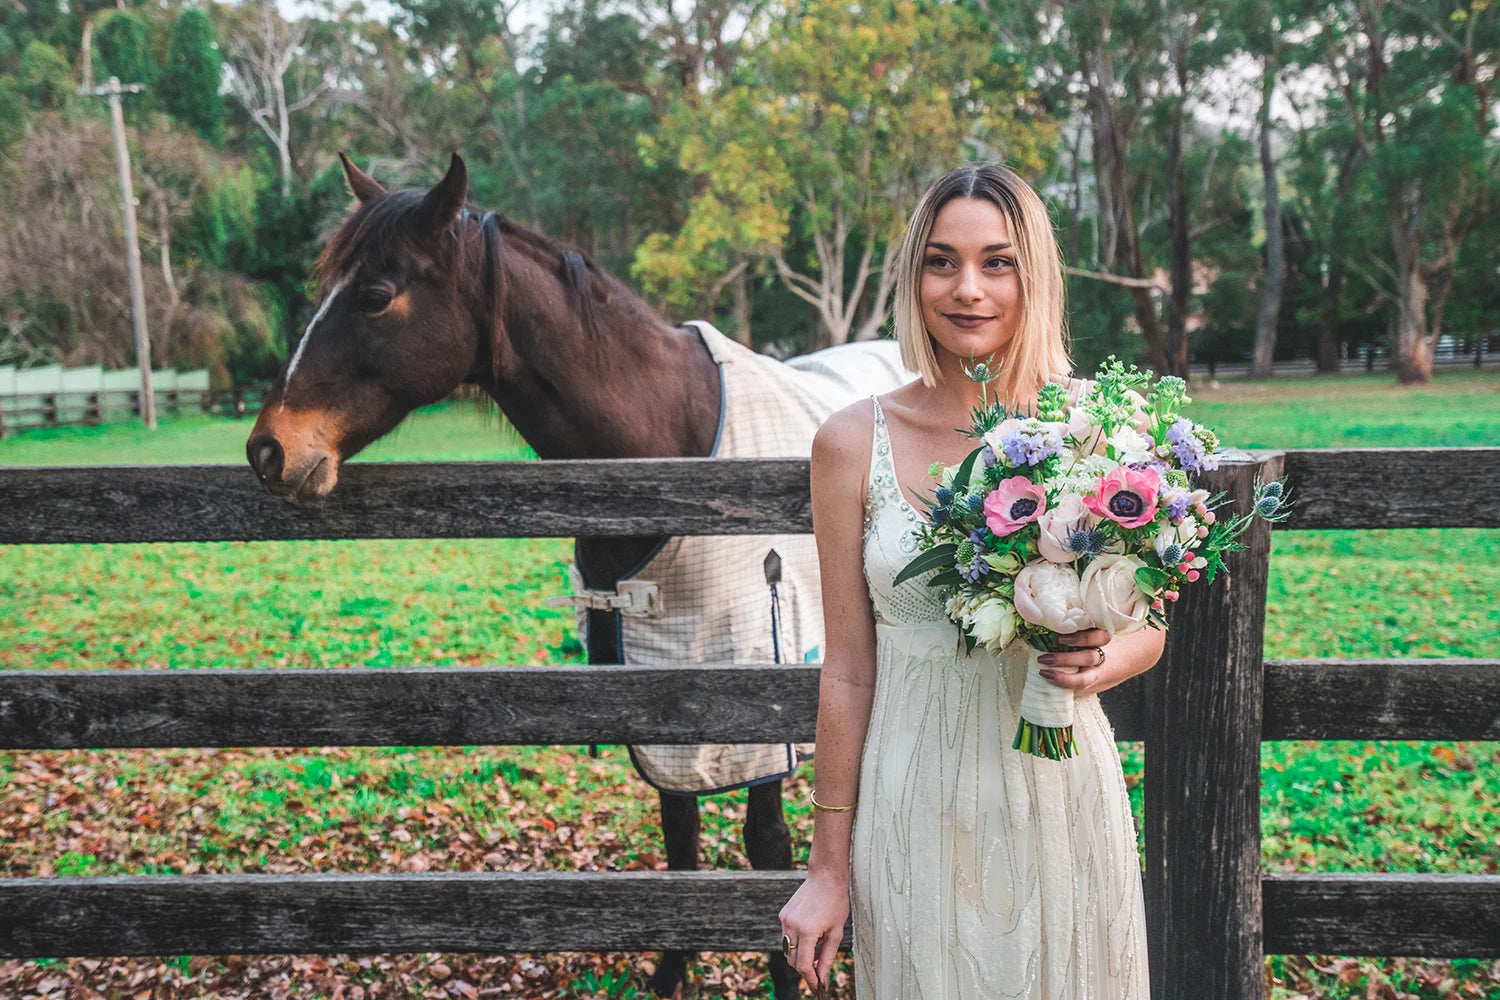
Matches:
[810,789,857,813]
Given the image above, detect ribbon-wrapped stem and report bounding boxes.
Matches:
[1013,633,1078,760]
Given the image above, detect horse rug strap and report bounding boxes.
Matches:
[563,320,914,795]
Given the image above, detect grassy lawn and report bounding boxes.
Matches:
[1,369,1497,999]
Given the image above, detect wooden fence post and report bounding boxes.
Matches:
[1144,450,1284,1000]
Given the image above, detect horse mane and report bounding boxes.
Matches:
[313,190,608,383]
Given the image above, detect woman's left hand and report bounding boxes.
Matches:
[1038,628,1112,695]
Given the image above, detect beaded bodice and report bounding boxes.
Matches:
[862,396,949,625]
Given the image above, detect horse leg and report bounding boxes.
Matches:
[647,789,700,999]
[745,779,801,1000]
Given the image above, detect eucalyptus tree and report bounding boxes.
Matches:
[1305,0,1498,382]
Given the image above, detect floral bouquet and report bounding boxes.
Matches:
[893,357,1290,760]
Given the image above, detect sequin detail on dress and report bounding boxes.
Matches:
[851,393,1150,1000]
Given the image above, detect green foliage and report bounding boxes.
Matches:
[17,40,70,109]
[94,10,155,86]
[0,75,25,154]
[158,7,224,145]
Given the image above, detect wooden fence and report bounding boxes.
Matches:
[1,447,1498,999]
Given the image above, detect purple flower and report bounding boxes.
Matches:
[957,530,993,583]
[1166,419,1219,474]
[999,425,1063,467]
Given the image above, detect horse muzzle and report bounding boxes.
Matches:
[246,407,345,503]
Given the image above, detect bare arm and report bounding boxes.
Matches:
[779,403,879,993]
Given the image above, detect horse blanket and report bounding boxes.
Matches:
[562,321,914,794]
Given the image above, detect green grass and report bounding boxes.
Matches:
[1,368,1498,999]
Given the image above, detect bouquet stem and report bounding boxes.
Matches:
[1013,638,1078,760]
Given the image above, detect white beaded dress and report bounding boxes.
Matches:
[849,395,1150,1000]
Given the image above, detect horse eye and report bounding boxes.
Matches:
[357,286,394,313]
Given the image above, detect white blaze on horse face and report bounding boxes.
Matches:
[279,277,349,411]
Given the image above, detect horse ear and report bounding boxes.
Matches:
[417,152,468,234]
[338,151,385,203]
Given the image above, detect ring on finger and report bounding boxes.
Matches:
[1095,647,1106,667]
[782,933,796,956]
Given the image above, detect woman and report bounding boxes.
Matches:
[778,164,1159,998]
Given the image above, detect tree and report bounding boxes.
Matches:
[160,8,225,146]
[1308,0,1499,383]
[225,0,329,199]
[642,0,1055,349]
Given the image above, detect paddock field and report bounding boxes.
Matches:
[2,369,1497,999]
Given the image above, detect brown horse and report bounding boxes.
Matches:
[246,152,803,999]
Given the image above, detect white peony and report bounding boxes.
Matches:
[1036,493,1094,563]
[1013,560,1095,634]
[1080,554,1152,636]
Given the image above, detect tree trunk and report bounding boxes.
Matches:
[1166,96,1191,379]
[731,269,752,347]
[1250,69,1282,380]
[1389,193,1433,384]
[1317,259,1344,373]
[1392,262,1433,383]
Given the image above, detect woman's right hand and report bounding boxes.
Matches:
[778,868,850,995]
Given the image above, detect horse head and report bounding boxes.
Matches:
[246,152,491,502]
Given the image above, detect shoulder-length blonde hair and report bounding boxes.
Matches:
[891,163,1071,404]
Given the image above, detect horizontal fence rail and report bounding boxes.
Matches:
[1,447,1497,543]
[3,658,1498,750]
[3,871,1496,959]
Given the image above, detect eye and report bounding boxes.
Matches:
[925,255,952,269]
[356,284,395,314]
[987,257,1014,270]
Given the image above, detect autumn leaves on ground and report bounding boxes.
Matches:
[2,371,1498,999]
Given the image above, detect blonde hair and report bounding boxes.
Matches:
[891,164,1071,405]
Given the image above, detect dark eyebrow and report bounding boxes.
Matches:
[926,242,1014,252]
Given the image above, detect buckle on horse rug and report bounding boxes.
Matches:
[545,580,663,619]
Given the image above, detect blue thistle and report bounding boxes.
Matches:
[1068,528,1107,557]
[936,486,955,506]
[966,493,986,514]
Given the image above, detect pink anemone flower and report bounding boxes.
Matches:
[983,476,1048,536]
[1083,467,1161,530]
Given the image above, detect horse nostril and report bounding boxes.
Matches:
[247,435,284,482]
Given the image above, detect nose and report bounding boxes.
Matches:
[954,264,982,303]
[247,434,284,483]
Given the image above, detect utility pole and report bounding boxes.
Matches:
[79,77,156,430]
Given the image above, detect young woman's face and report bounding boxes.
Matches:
[919,196,1024,364]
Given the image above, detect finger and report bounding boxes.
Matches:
[793,933,819,987]
[1059,628,1110,647]
[1041,665,1099,690]
[1040,649,1098,669]
[815,925,843,991]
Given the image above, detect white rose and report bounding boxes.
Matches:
[967,595,1018,652]
[1013,560,1095,634]
[1080,554,1152,636]
[1036,493,1093,563]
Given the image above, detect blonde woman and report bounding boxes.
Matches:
[778,164,1158,998]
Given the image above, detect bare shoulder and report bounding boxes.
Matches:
[813,397,876,473]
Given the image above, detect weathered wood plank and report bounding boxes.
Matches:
[1280,447,1500,529]
[1264,658,1500,740]
[1145,455,1283,1000]
[5,870,1495,960]
[0,460,815,542]
[8,657,1494,750]
[0,664,1147,749]
[1264,873,1500,956]
[1,447,1494,543]
[0,871,826,958]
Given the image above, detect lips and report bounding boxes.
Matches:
[944,313,996,328]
